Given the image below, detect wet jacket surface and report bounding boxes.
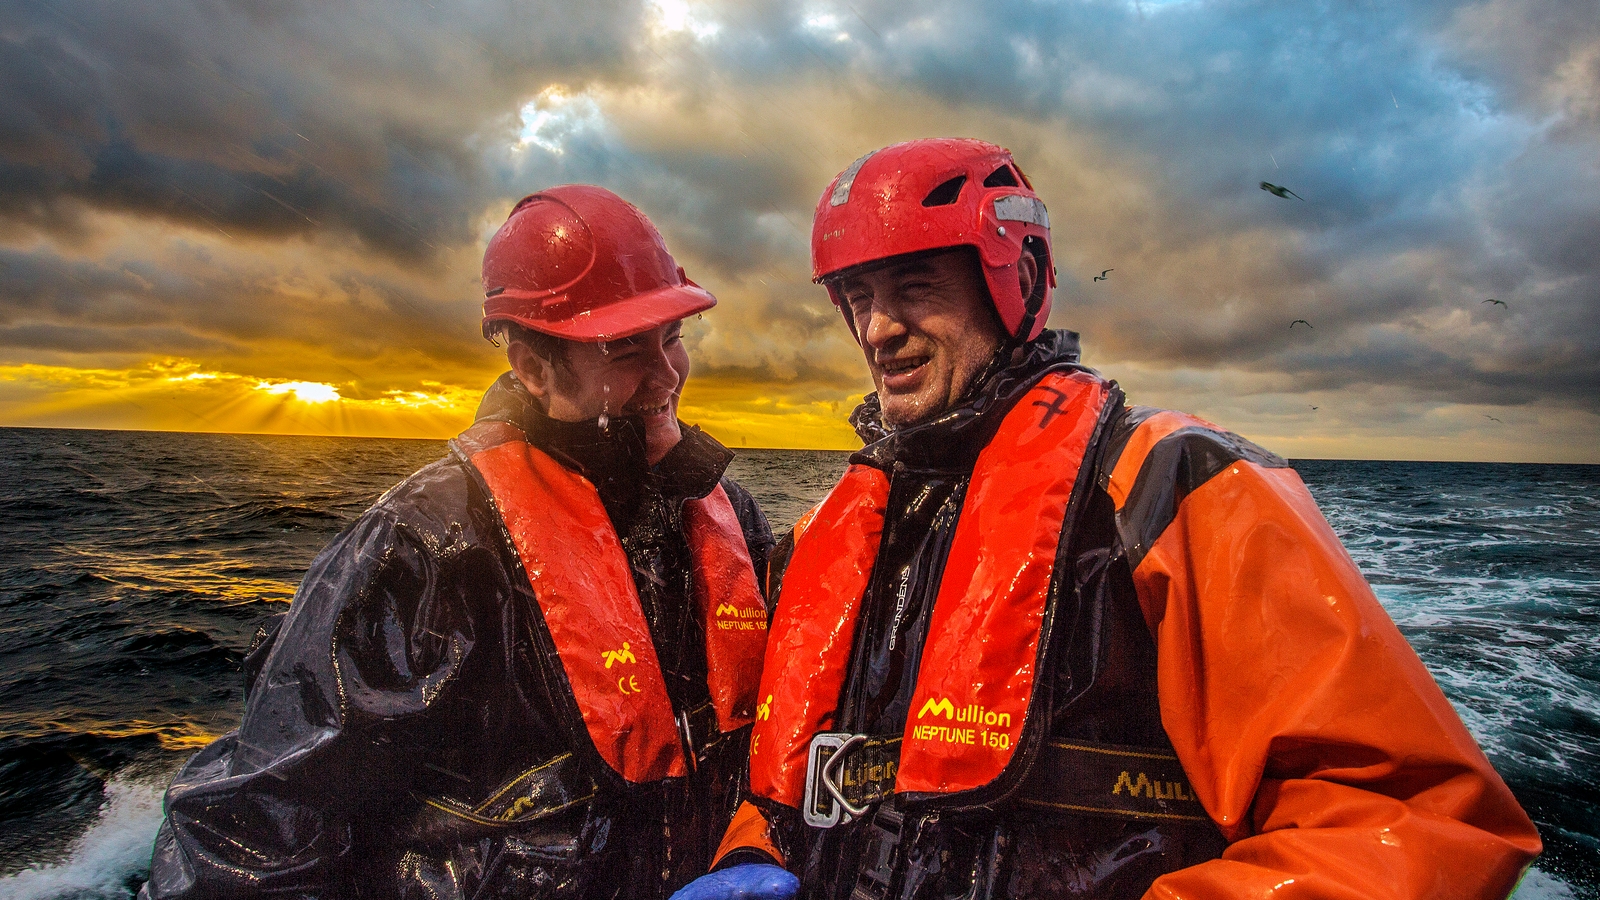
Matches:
[142,373,774,900]
[729,331,1540,900]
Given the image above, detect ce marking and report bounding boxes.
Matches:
[617,675,641,695]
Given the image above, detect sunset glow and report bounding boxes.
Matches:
[256,381,342,404]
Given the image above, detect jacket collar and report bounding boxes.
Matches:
[474,372,732,504]
[850,330,1091,472]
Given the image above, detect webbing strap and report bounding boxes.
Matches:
[821,737,1209,823]
[1017,741,1209,821]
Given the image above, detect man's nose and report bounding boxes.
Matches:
[640,337,683,386]
[861,302,906,350]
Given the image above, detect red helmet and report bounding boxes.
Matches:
[811,138,1055,341]
[482,185,715,341]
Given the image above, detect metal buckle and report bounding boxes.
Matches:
[803,732,871,827]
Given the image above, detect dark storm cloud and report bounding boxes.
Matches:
[0,0,645,257]
[670,0,1600,410]
[0,242,481,380]
[503,129,813,281]
[1,0,1595,451]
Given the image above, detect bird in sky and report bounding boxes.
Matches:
[1482,298,1507,307]
[1093,269,1114,281]
[1484,415,1503,423]
[1290,319,1313,329]
[1310,406,1319,410]
[1260,181,1305,200]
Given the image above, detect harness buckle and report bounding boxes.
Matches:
[802,732,871,827]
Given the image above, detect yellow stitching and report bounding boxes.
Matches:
[473,753,576,812]
[1048,741,1179,761]
[425,792,595,827]
[1017,797,1203,819]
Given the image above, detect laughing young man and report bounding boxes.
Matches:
[143,186,773,899]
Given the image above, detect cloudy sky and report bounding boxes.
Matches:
[2,0,1596,461]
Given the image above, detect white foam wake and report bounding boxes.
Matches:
[0,774,164,900]
[1513,867,1578,899]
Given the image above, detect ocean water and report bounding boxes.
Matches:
[0,428,1594,899]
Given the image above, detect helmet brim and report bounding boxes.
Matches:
[488,283,716,342]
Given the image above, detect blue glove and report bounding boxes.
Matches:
[669,864,799,900]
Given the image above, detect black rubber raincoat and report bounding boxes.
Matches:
[721,331,1538,900]
[142,373,774,900]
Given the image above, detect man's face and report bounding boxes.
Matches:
[837,249,1006,429]
[536,320,690,464]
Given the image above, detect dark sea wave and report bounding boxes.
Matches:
[0,429,1594,898]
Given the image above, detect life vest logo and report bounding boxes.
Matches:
[916,698,1012,727]
[712,602,767,631]
[1031,384,1076,429]
[912,698,1015,749]
[756,694,773,721]
[601,642,637,669]
[1112,770,1197,803]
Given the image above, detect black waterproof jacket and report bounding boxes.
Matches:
[142,373,773,900]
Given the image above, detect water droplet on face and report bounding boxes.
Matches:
[598,341,608,356]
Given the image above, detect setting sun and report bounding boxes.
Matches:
[256,381,341,404]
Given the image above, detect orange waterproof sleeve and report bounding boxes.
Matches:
[1129,461,1540,899]
[711,800,783,869]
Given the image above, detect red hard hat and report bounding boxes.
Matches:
[811,138,1055,341]
[482,185,715,341]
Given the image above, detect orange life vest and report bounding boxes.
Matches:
[462,421,768,784]
[749,370,1112,808]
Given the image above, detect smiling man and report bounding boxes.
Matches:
[142,185,775,899]
[684,139,1541,900]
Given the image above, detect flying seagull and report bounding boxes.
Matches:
[1290,319,1313,329]
[1260,181,1305,201]
[1093,269,1114,282]
[1484,415,1503,423]
[1482,298,1507,307]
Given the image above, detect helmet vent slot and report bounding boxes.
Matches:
[921,176,967,207]
[983,166,1020,188]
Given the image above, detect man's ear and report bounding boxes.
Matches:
[507,340,553,402]
[1017,248,1040,309]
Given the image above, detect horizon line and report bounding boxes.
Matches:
[2,423,1594,467]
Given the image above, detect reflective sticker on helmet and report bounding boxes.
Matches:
[994,195,1050,228]
[829,151,878,207]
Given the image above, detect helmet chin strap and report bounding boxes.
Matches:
[956,259,1047,407]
